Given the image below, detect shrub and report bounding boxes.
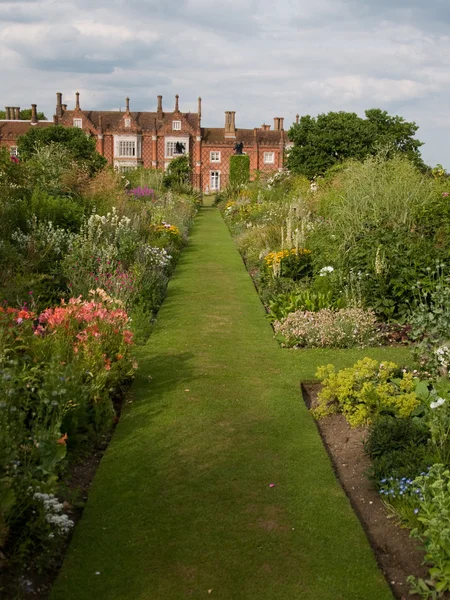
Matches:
[313,358,419,426]
[274,308,379,349]
[407,464,450,598]
[267,289,345,321]
[229,155,250,186]
[264,248,312,280]
[0,292,136,566]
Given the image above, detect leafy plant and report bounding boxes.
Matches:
[229,155,250,186]
[267,289,345,321]
[313,358,419,426]
[407,464,450,598]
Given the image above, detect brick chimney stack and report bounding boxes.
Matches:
[56,93,63,118]
[4,107,10,120]
[224,111,236,138]
[261,123,271,131]
[274,117,281,131]
[157,95,163,119]
[126,97,130,112]
[296,114,299,124]
[198,97,202,119]
[175,94,179,112]
[75,92,80,110]
[15,107,20,120]
[31,104,38,124]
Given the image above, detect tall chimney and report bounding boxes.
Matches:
[296,114,299,124]
[174,94,179,112]
[31,104,38,124]
[75,92,80,110]
[279,117,284,131]
[56,93,63,118]
[15,107,20,120]
[4,107,10,120]
[157,95,163,119]
[198,97,202,119]
[224,111,236,138]
[274,117,281,131]
[126,97,130,112]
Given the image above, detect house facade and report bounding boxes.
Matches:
[0,93,291,192]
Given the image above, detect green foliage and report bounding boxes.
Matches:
[365,415,430,458]
[30,188,84,232]
[308,154,449,320]
[0,109,47,120]
[267,289,345,321]
[409,271,450,376]
[313,358,419,426]
[17,125,106,174]
[364,416,432,482]
[287,109,424,178]
[229,154,250,186]
[408,465,450,598]
[163,155,192,191]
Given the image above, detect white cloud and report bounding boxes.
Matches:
[1,0,450,167]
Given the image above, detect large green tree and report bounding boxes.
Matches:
[287,109,424,178]
[17,125,106,173]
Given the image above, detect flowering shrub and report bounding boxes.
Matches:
[274,307,379,349]
[264,248,312,280]
[0,292,135,566]
[127,186,155,199]
[313,357,419,426]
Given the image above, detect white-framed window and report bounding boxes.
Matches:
[125,118,131,128]
[119,140,136,157]
[210,170,220,191]
[73,118,82,128]
[119,165,136,173]
[172,120,181,131]
[210,151,221,162]
[263,152,275,164]
[165,140,186,157]
[9,146,18,157]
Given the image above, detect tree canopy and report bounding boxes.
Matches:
[0,109,47,120]
[17,125,107,174]
[286,109,424,179]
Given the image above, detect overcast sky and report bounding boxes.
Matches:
[1,0,449,168]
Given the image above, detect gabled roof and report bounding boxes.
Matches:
[0,120,53,140]
[61,110,200,133]
[201,127,283,146]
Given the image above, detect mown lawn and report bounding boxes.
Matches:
[51,206,410,599]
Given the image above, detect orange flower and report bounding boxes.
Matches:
[57,433,68,445]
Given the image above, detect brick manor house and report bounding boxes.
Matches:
[0,93,294,192]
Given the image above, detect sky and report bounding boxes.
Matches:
[1,0,449,168]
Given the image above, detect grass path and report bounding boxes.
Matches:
[51,207,411,600]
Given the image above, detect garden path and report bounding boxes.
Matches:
[51,206,411,600]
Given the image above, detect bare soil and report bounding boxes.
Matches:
[301,382,427,600]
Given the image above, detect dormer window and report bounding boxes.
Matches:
[125,118,131,128]
[172,120,181,131]
[73,118,82,128]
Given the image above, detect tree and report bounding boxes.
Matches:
[0,109,47,120]
[163,154,191,190]
[229,155,250,186]
[17,125,106,174]
[287,109,424,178]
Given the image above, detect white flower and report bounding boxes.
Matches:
[319,266,334,276]
[430,397,446,409]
